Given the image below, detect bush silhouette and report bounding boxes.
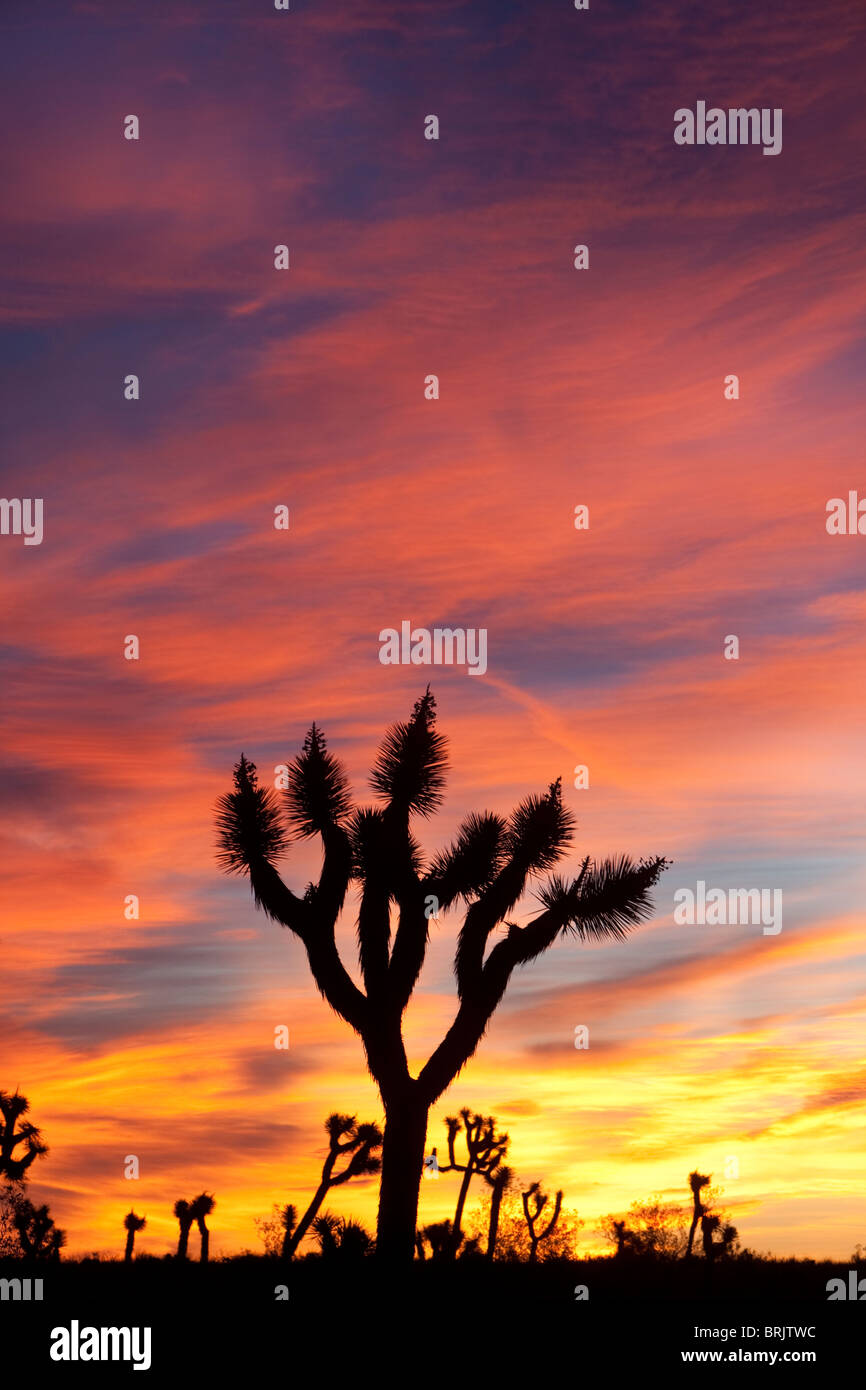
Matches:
[312,1212,375,1260]
[13,1198,65,1260]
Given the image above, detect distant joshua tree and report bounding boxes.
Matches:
[279,1203,297,1259]
[189,1192,215,1263]
[173,1199,193,1261]
[611,1218,630,1258]
[0,1090,48,1182]
[285,1114,382,1258]
[486,1164,513,1261]
[686,1171,711,1258]
[123,1211,146,1263]
[438,1110,509,1258]
[216,691,668,1262]
[13,1198,65,1260]
[521,1182,563,1263]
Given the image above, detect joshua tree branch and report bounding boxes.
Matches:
[250,858,368,1032]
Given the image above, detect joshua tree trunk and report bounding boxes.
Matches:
[177,1225,190,1260]
[287,1178,330,1257]
[486,1172,508,1261]
[686,1212,699,1257]
[449,1166,474,1256]
[198,1220,209,1263]
[376,1097,428,1263]
[686,1173,710,1258]
[124,1229,135,1263]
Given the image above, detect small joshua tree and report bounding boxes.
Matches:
[189,1192,215,1263]
[173,1199,193,1261]
[123,1211,146,1263]
[521,1182,563,1264]
[280,1203,297,1259]
[685,1170,711,1258]
[612,1218,630,1258]
[485,1164,512,1261]
[285,1114,382,1258]
[438,1109,509,1257]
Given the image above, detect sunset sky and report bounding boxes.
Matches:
[2,0,865,1262]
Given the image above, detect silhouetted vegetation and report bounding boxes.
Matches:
[284,1113,382,1258]
[465,1190,583,1261]
[123,1210,146,1262]
[416,1219,456,1261]
[190,1192,215,1263]
[312,1212,375,1260]
[600,1171,740,1263]
[0,1090,48,1181]
[686,1170,710,1257]
[216,693,668,1262]
[521,1182,564,1263]
[438,1109,509,1258]
[173,1199,193,1261]
[13,1197,65,1259]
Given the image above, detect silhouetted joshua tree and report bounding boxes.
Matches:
[486,1164,512,1261]
[439,1109,509,1258]
[0,1090,48,1181]
[13,1198,65,1260]
[173,1199,194,1261]
[611,1218,631,1258]
[285,1114,383,1258]
[123,1210,146,1263]
[685,1170,711,1258]
[279,1203,297,1259]
[216,692,668,1263]
[190,1192,215,1263]
[521,1182,563,1263]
